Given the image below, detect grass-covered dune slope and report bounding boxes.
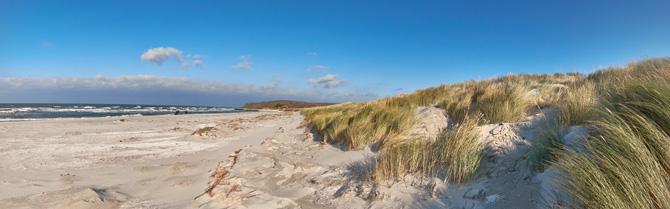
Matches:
[301,57,670,208]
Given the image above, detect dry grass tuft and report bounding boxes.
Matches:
[301,102,416,149]
[440,73,583,125]
[374,114,484,184]
[555,82,597,126]
[192,126,218,136]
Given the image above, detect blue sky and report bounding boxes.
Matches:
[1,0,669,107]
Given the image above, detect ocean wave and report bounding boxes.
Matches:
[0,118,43,122]
[0,104,240,121]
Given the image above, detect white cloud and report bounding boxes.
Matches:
[307,74,350,88]
[305,65,328,72]
[231,55,253,70]
[193,60,203,67]
[181,60,204,69]
[0,75,376,106]
[141,47,183,65]
[307,52,318,56]
[141,47,204,69]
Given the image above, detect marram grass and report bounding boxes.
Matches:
[528,123,568,173]
[555,82,597,126]
[440,73,582,125]
[556,58,670,208]
[301,72,578,150]
[301,102,416,149]
[374,114,484,184]
[302,57,670,208]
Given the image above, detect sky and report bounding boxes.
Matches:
[1,0,669,107]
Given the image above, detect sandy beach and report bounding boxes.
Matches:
[0,111,401,209]
[0,111,307,208]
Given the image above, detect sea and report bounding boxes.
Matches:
[0,103,250,122]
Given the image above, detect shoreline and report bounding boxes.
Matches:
[0,110,257,123]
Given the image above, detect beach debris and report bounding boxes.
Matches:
[64,131,82,136]
[195,149,246,206]
[192,126,218,137]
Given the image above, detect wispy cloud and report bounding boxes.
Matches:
[393,88,403,92]
[0,75,376,106]
[141,47,204,69]
[182,60,204,69]
[260,74,285,89]
[305,65,328,72]
[307,74,350,88]
[307,52,318,56]
[230,55,253,70]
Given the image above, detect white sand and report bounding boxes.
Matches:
[0,112,294,208]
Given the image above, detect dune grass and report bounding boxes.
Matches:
[440,73,582,125]
[554,58,670,208]
[374,114,484,183]
[555,82,597,126]
[434,114,484,183]
[557,84,670,208]
[301,71,585,185]
[302,57,670,205]
[528,81,596,173]
[300,102,416,149]
[528,124,568,173]
[301,71,582,148]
